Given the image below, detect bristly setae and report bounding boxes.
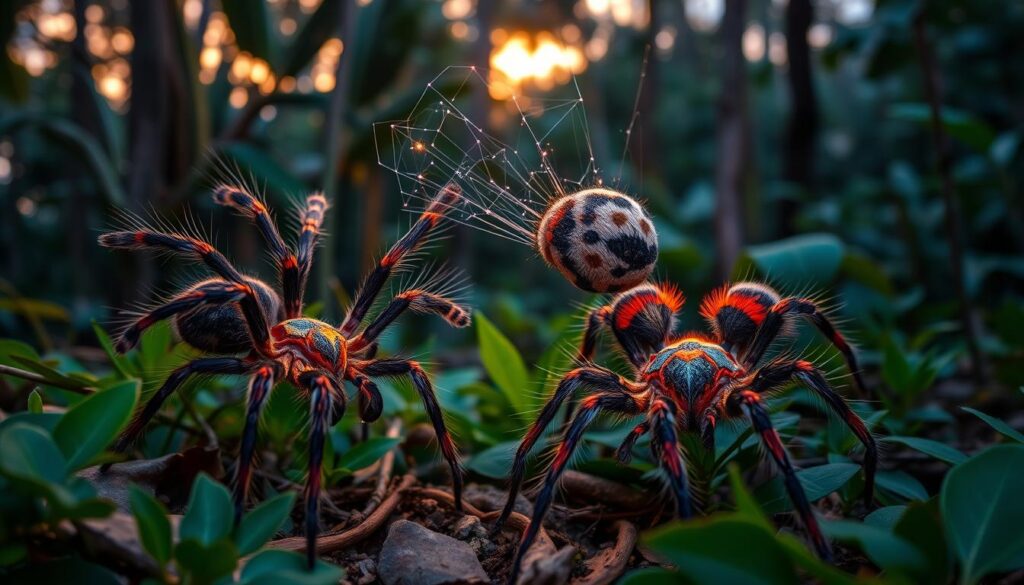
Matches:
[495,280,877,584]
[98,183,470,569]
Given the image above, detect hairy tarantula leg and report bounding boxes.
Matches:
[211,186,303,316]
[509,392,641,585]
[234,365,277,525]
[493,366,631,533]
[616,421,649,464]
[115,282,250,353]
[753,360,877,505]
[744,298,868,397]
[358,359,463,509]
[102,357,253,471]
[98,230,274,355]
[732,390,833,561]
[349,290,471,352]
[339,184,461,337]
[346,368,383,424]
[649,397,693,518]
[299,373,342,569]
[293,194,328,314]
[562,306,611,423]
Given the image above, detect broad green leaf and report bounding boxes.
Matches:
[129,486,172,565]
[475,313,530,414]
[741,234,846,286]
[10,355,92,391]
[0,411,61,434]
[175,538,239,585]
[644,517,799,585]
[882,436,967,465]
[864,505,907,530]
[754,463,860,514]
[727,464,770,528]
[895,500,950,585]
[236,492,297,556]
[179,473,234,546]
[876,470,928,502]
[53,379,139,470]
[27,389,42,413]
[240,549,345,585]
[941,445,1024,584]
[466,441,519,479]
[961,407,1024,443]
[617,567,686,584]
[334,437,400,473]
[823,520,926,573]
[0,422,67,485]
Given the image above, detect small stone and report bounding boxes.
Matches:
[453,515,485,540]
[378,519,489,585]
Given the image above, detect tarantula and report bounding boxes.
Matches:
[495,281,878,582]
[99,184,469,567]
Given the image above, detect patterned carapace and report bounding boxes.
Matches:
[536,188,658,293]
[496,281,878,583]
[99,184,469,568]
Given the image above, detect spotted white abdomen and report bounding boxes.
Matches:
[536,188,658,293]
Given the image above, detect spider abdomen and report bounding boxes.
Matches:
[173,278,283,354]
[536,188,658,293]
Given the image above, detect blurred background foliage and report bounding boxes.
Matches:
[2,0,1024,581]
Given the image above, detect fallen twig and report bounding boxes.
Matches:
[0,364,94,395]
[572,520,638,585]
[269,474,415,556]
[362,418,402,516]
[561,471,655,509]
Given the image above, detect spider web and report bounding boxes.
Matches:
[374,66,612,249]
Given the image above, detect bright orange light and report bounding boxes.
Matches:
[488,31,588,99]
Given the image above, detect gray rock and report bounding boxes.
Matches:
[378,519,489,585]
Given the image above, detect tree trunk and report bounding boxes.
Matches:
[781,0,818,236]
[714,0,748,281]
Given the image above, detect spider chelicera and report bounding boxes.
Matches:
[99,184,469,567]
[494,281,878,582]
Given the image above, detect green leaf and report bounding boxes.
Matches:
[895,500,950,585]
[129,487,172,565]
[0,422,67,485]
[0,298,70,321]
[240,549,345,585]
[644,517,798,585]
[877,470,928,502]
[822,520,927,573]
[754,463,860,514]
[475,313,530,415]
[27,389,42,413]
[179,473,234,546]
[740,234,845,287]
[53,379,139,470]
[863,505,907,530]
[236,492,297,556]
[941,445,1024,584]
[466,441,519,479]
[334,437,400,474]
[727,464,770,528]
[92,320,133,378]
[617,567,687,585]
[175,538,239,585]
[882,436,967,465]
[961,407,1024,443]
